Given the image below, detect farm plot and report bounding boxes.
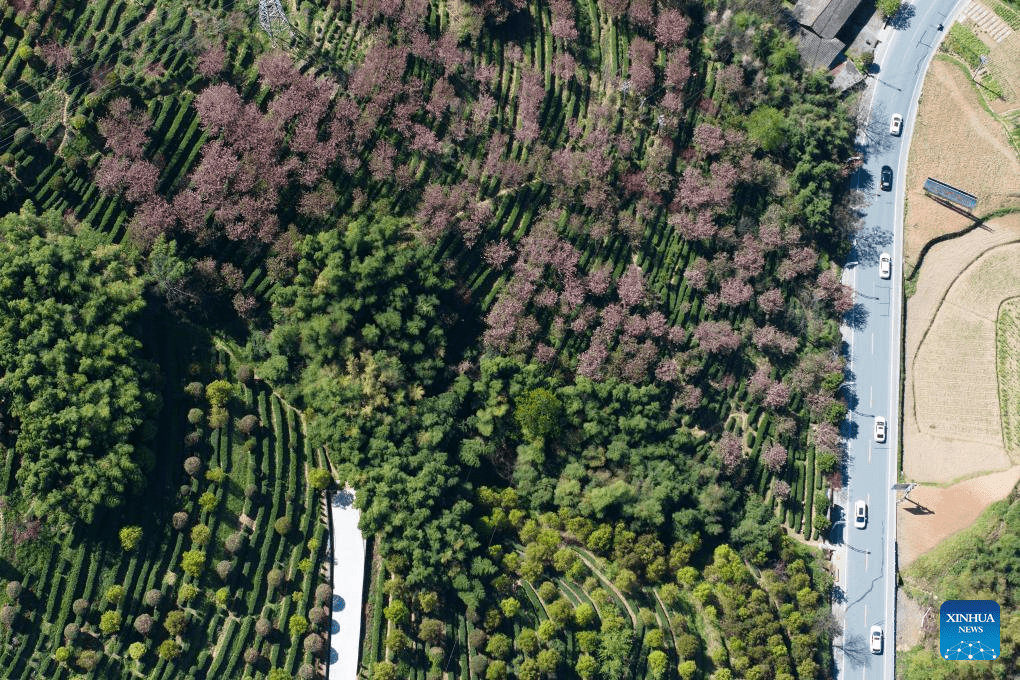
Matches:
[903,58,1020,261]
[997,297,1020,453]
[907,242,1020,482]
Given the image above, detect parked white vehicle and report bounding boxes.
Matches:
[880,252,891,279]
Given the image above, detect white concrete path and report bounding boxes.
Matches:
[328,489,366,680]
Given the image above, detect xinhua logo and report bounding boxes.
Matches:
[940,600,1000,660]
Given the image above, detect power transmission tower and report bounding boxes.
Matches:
[259,0,293,45]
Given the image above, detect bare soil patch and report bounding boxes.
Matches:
[903,58,1020,262]
[897,465,1020,568]
[896,590,927,651]
[904,231,1020,483]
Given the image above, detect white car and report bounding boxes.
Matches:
[890,113,903,136]
[879,252,891,279]
[871,625,883,653]
[854,500,867,529]
[874,416,886,443]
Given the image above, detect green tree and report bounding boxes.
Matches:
[164,610,187,636]
[575,653,598,679]
[99,610,121,635]
[308,468,332,490]
[190,523,211,546]
[181,550,205,578]
[515,388,563,439]
[0,207,159,523]
[105,585,125,605]
[119,525,142,551]
[157,639,181,660]
[647,650,668,679]
[372,661,398,680]
[289,614,309,636]
[205,380,235,408]
[745,106,787,153]
[877,0,902,18]
[127,642,146,661]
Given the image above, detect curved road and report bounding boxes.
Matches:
[837,0,965,678]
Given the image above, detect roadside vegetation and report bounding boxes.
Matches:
[0,0,861,677]
[901,482,1020,679]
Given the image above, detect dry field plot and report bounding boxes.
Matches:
[897,465,1020,568]
[903,58,1020,260]
[906,242,1020,482]
[997,297,1020,453]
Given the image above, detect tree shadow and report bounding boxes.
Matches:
[887,3,917,30]
[841,632,874,667]
[844,303,870,331]
[853,225,894,266]
[841,384,860,413]
[828,504,847,544]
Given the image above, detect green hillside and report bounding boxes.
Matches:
[0,0,859,676]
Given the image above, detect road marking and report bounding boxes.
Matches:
[871,333,874,355]
[869,442,872,464]
[870,386,873,408]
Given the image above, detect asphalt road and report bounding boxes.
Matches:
[835,0,965,678]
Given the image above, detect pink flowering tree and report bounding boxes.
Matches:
[717,432,743,473]
[761,442,788,472]
[693,320,741,353]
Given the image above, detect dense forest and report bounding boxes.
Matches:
[0,0,860,676]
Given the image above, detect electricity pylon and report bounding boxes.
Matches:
[259,0,293,45]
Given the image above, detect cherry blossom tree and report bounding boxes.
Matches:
[628,38,657,95]
[717,432,743,472]
[616,264,646,307]
[815,422,842,453]
[98,98,152,160]
[762,443,788,472]
[719,278,754,307]
[757,288,785,316]
[747,363,772,400]
[197,44,227,78]
[693,320,741,353]
[576,341,609,379]
[655,9,690,47]
[692,123,726,158]
[778,246,818,280]
[752,325,799,354]
[627,0,654,28]
[654,358,679,382]
[37,41,71,72]
[549,0,579,41]
[483,240,515,270]
[771,479,791,501]
[534,343,556,364]
[763,381,791,409]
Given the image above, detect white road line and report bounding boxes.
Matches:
[871,333,874,355]
[869,442,872,464]
[870,386,873,408]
